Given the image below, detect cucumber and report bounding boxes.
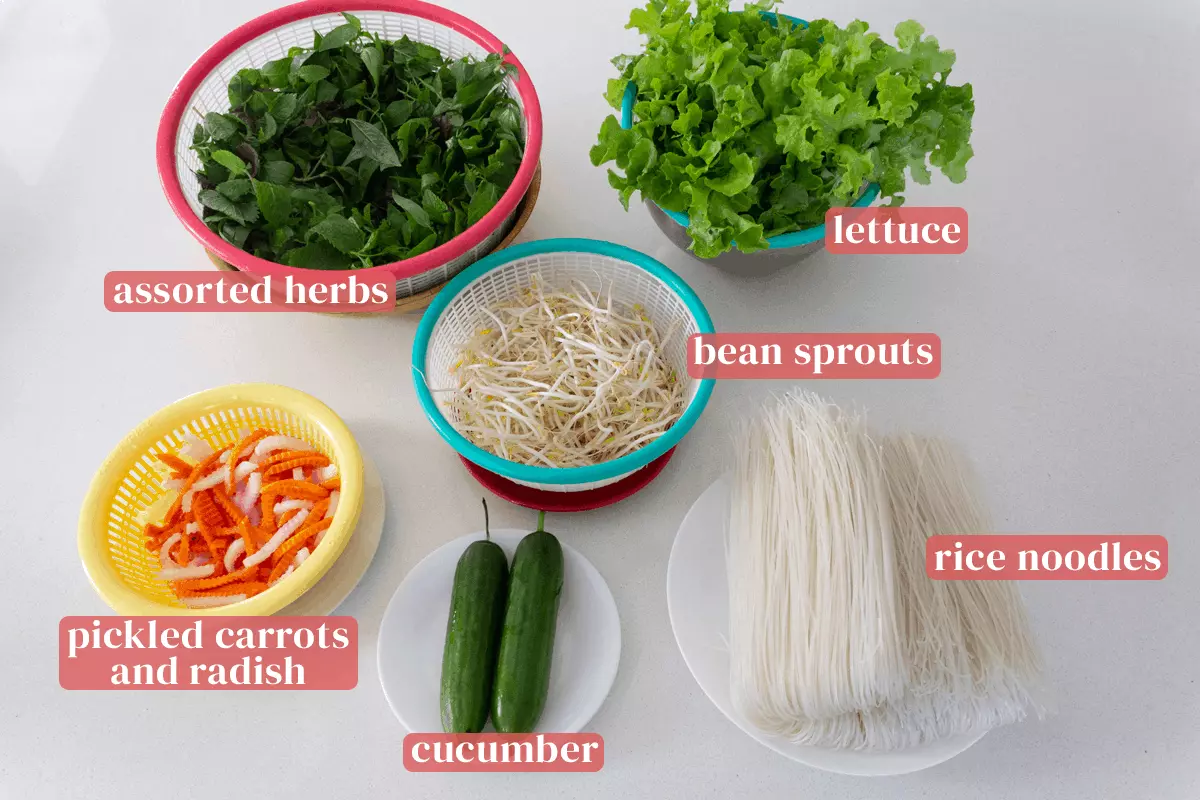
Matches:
[492,511,564,734]
[440,501,509,733]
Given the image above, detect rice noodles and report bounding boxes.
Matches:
[728,392,904,731]
[444,275,685,467]
[728,390,1046,751]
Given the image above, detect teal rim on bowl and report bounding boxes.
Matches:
[411,238,716,486]
[619,11,882,250]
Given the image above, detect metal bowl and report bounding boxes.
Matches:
[645,201,827,276]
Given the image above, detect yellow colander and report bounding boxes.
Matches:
[78,383,364,616]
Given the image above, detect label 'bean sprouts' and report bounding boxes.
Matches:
[443,276,685,467]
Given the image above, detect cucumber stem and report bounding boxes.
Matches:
[536,510,545,533]
[482,497,491,541]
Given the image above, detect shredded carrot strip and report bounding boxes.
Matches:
[299,516,333,538]
[307,498,331,521]
[261,479,329,501]
[262,455,331,481]
[320,478,340,492]
[212,484,244,524]
[256,449,321,472]
[177,531,190,566]
[193,491,226,528]
[195,519,222,573]
[237,518,258,556]
[172,565,255,592]
[177,581,268,598]
[156,452,193,474]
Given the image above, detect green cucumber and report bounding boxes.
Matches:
[492,511,564,734]
[440,500,509,733]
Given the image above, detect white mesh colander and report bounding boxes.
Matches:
[157,1,542,299]
[413,239,716,492]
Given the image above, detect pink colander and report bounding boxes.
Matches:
[156,0,543,299]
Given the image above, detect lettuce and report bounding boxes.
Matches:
[590,0,975,258]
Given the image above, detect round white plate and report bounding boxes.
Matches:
[378,529,621,733]
[667,475,986,776]
[279,455,385,616]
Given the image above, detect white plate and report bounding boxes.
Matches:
[279,455,385,616]
[378,529,620,733]
[666,475,986,776]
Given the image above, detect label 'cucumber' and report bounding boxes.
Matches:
[492,513,564,734]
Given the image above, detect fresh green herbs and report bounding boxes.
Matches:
[191,13,524,269]
[590,0,975,257]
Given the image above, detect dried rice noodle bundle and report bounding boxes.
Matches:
[728,391,1047,752]
[728,390,905,735]
[852,435,1047,749]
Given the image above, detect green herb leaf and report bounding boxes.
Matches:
[262,57,292,89]
[311,213,365,253]
[285,240,352,269]
[204,112,240,142]
[392,192,432,230]
[467,181,499,225]
[210,150,248,176]
[346,118,401,168]
[262,160,295,184]
[361,46,384,87]
[297,64,331,84]
[216,178,252,200]
[318,23,360,52]
[254,180,292,227]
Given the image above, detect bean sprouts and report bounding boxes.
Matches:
[443,276,685,467]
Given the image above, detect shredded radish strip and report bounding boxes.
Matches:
[253,436,314,459]
[242,509,309,568]
[224,539,246,573]
[158,564,215,581]
[162,478,184,491]
[274,499,313,515]
[441,275,685,467]
[159,533,182,568]
[315,464,338,482]
[292,467,305,480]
[179,431,213,460]
[234,461,258,481]
[294,547,310,567]
[236,471,262,514]
[191,466,228,491]
[325,491,339,520]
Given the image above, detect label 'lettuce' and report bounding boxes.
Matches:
[590,0,975,258]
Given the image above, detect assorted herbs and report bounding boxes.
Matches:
[590,0,975,258]
[191,13,524,269]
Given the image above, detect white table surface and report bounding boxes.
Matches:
[1,0,1197,797]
